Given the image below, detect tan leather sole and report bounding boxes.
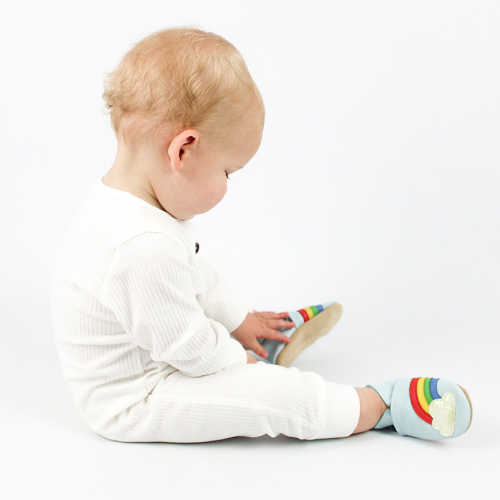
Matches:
[457,384,473,433]
[276,303,343,367]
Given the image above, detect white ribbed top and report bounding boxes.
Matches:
[50,177,252,432]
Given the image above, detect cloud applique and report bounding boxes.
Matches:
[429,391,456,437]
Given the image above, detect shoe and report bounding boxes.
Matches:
[257,300,343,367]
[366,377,473,440]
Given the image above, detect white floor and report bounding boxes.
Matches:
[2,297,498,500]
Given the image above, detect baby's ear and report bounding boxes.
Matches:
[167,129,199,172]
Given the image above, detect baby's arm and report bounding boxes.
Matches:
[195,255,293,359]
[195,254,253,335]
[99,232,247,377]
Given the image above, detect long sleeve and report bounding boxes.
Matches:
[98,232,248,378]
[195,254,253,334]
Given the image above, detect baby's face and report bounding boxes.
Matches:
[154,109,264,220]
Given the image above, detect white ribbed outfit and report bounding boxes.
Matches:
[50,177,360,443]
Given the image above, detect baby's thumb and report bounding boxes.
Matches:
[246,352,258,364]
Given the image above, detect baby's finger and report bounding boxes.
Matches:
[254,311,281,317]
[269,319,296,330]
[251,341,269,359]
[263,330,292,344]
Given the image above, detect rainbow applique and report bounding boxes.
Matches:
[296,303,330,322]
[409,377,456,437]
[282,301,337,332]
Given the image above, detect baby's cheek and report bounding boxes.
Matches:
[217,183,228,201]
[205,185,226,210]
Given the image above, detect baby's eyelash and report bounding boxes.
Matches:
[225,171,231,180]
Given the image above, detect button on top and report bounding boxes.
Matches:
[195,242,200,254]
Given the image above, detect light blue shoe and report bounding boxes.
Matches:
[257,300,343,367]
[366,377,473,440]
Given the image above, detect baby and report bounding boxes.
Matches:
[50,26,473,443]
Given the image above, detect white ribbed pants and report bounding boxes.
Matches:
[99,361,361,443]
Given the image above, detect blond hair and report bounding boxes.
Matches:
[102,25,265,150]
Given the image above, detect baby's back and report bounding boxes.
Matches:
[50,178,198,433]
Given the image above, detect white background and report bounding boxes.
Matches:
[1,1,499,498]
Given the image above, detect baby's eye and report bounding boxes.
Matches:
[225,171,231,180]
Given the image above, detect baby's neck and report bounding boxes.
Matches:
[101,171,166,213]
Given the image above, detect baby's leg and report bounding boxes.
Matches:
[352,388,389,434]
[96,362,385,443]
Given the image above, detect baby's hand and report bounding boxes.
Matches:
[232,311,295,360]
